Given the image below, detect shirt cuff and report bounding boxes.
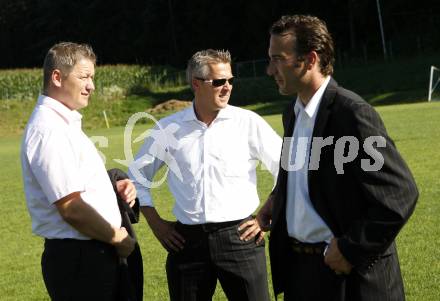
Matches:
[137,189,154,207]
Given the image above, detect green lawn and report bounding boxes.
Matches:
[0,101,439,300]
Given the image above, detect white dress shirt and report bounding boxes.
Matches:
[21,95,121,239]
[286,76,334,243]
[129,104,282,224]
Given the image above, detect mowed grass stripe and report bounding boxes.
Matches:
[0,101,439,300]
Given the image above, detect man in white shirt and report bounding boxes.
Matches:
[21,42,136,300]
[129,49,282,301]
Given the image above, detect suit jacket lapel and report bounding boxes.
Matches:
[285,110,296,136]
[273,79,338,231]
[311,78,337,139]
[272,101,296,230]
[307,78,337,226]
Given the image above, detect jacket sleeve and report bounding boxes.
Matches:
[107,168,140,224]
[337,103,418,269]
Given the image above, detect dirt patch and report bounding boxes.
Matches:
[146,99,192,115]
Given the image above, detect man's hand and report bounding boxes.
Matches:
[111,226,136,258]
[324,238,353,275]
[256,194,274,232]
[256,203,272,232]
[150,218,185,252]
[141,206,185,252]
[116,179,136,207]
[238,195,274,244]
[238,217,265,244]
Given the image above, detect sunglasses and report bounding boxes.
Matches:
[195,77,234,87]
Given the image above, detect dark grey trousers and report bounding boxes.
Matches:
[166,220,270,301]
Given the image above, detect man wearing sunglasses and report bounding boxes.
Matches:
[129,49,282,300]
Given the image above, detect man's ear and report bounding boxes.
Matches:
[305,51,319,70]
[192,78,200,91]
[51,69,63,88]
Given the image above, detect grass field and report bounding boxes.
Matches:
[0,101,439,300]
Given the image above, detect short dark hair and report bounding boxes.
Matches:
[43,42,96,93]
[270,15,335,76]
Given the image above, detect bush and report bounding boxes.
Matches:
[0,69,42,100]
[0,64,190,135]
[0,64,186,101]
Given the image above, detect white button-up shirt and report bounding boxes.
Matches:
[286,76,334,243]
[21,95,121,239]
[129,104,282,224]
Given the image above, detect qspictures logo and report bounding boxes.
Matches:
[281,136,385,174]
[91,112,386,189]
[90,112,184,188]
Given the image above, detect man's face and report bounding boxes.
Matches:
[194,62,233,112]
[58,58,95,110]
[267,33,307,95]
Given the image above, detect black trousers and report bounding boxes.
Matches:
[42,238,119,301]
[166,220,270,301]
[283,249,345,301]
[283,249,405,301]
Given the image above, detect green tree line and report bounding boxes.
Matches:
[1,0,440,69]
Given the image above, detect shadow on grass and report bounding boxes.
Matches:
[127,79,428,118]
[247,100,291,116]
[248,89,428,117]
[364,89,427,106]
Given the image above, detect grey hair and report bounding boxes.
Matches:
[43,42,96,93]
[186,49,231,89]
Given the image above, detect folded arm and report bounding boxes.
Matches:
[55,192,135,258]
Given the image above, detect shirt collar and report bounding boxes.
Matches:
[294,76,331,118]
[182,101,233,122]
[182,102,198,121]
[38,95,83,125]
[216,105,233,120]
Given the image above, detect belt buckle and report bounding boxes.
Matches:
[304,246,313,254]
[292,245,301,253]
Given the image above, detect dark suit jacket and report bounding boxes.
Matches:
[269,79,418,299]
[108,168,144,301]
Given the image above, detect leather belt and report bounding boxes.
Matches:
[177,216,252,232]
[289,237,327,255]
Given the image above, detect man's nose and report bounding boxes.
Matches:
[222,80,232,90]
[266,62,275,76]
[86,79,95,91]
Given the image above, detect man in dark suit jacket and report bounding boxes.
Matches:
[256,15,418,300]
